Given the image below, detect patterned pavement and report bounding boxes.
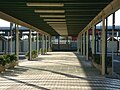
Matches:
[0,52,120,90]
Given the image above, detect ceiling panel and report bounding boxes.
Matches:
[0,0,113,36]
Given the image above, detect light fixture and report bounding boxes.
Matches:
[40,15,65,18]
[50,25,67,27]
[67,24,85,25]
[27,3,64,7]
[47,22,66,24]
[52,27,66,29]
[49,24,67,27]
[44,19,66,21]
[51,27,67,30]
[34,10,65,13]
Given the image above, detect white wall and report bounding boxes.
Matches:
[32,41,36,50]
[0,39,39,52]
[23,39,28,52]
[107,41,117,52]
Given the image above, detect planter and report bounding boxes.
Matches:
[5,61,18,69]
[0,65,5,72]
[0,54,17,73]
[9,61,18,68]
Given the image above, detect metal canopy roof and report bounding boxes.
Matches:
[0,0,112,36]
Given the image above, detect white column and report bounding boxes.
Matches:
[42,34,45,54]
[8,31,9,54]
[80,35,83,55]
[36,32,39,55]
[101,18,105,75]
[46,35,48,52]
[112,13,115,75]
[83,33,85,56]
[86,30,89,60]
[92,26,95,54]
[29,29,32,60]
[48,36,51,51]
[10,30,12,54]
[15,24,19,61]
[10,23,13,54]
[77,36,80,53]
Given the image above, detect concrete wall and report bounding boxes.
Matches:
[0,39,42,52]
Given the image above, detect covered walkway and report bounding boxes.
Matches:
[0,52,120,90]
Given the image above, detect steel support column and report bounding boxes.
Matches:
[48,36,51,51]
[29,29,32,60]
[80,35,82,55]
[94,26,97,55]
[86,30,89,60]
[77,36,80,53]
[101,18,105,75]
[39,34,42,50]
[46,35,48,52]
[10,23,13,54]
[85,32,86,55]
[15,24,19,61]
[81,34,83,55]
[58,36,60,50]
[92,26,95,54]
[42,34,45,54]
[105,17,108,74]
[8,30,10,54]
[112,12,115,75]
[83,33,85,56]
[36,32,39,55]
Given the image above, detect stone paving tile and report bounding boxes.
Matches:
[0,52,120,90]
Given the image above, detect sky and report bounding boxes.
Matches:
[0,9,120,27]
[0,19,10,27]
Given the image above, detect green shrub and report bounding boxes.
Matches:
[0,54,17,66]
[40,48,43,54]
[32,50,37,58]
[3,55,11,64]
[44,48,47,54]
[25,52,29,58]
[25,50,38,59]
[9,54,17,62]
[0,56,3,65]
[40,48,47,54]
[0,56,6,66]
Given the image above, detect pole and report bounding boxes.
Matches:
[112,13,115,75]
[15,24,19,61]
[29,29,32,60]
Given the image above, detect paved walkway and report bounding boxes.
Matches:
[0,52,120,90]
